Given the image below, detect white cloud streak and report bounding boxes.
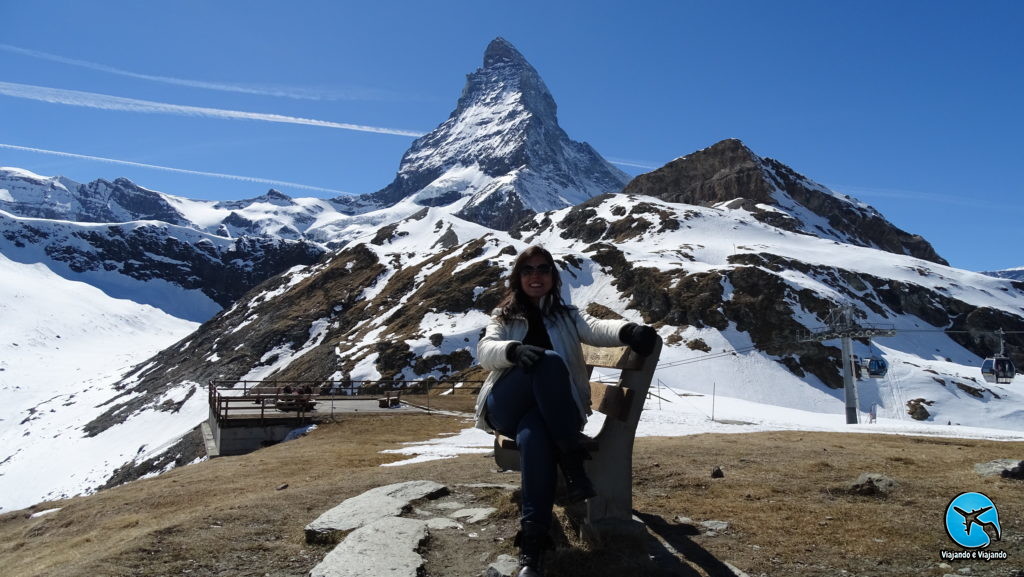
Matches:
[0,81,425,137]
[0,143,357,196]
[0,43,393,101]
[828,183,1019,211]
[606,157,660,170]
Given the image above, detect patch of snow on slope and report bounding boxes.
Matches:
[380,385,1024,468]
[237,318,333,382]
[0,253,199,511]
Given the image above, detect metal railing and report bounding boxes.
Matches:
[207,379,484,422]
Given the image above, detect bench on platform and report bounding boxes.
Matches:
[378,392,402,408]
[275,396,317,412]
[493,337,662,534]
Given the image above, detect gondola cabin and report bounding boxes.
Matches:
[981,357,1016,385]
[866,357,888,378]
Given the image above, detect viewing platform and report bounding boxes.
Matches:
[203,379,482,456]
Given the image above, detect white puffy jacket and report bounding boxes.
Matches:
[474,304,628,433]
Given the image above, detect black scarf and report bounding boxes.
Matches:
[523,303,553,350]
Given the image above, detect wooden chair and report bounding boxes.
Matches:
[493,337,662,534]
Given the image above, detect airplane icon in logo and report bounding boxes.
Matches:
[953,506,1002,542]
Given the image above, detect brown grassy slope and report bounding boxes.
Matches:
[0,414,487,577]
[1,412,1022,577]
[633,432,1024,576]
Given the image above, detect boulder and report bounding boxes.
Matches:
[483,554,520,577]
[845,473,898,497]
[974,459,1024,479]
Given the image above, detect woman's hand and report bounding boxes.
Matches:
[619,323,658,357]
[507,343,547,370]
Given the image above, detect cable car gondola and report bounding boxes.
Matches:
[861,339,888,379]
[866,357,889,378]
[981,329,1016,385]
[981,356,1015,385]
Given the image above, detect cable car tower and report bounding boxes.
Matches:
[801,305,896,424]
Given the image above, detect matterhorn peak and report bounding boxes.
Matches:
[458,36,557,121]
[365,37,630,230]
[483,36,529,68]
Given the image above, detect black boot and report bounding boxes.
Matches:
[514,521,550,577]
[557,446,596,504]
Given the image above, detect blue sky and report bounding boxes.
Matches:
[0,0,1020,271]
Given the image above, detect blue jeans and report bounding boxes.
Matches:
[486,350,582,529]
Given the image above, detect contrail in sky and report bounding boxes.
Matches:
[0,143,356,196]
[0,81,425,137]
[828,183,1017,211]
[0,43,391,101]
[606,157,659,170]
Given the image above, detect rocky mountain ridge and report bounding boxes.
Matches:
[0,201,323,321]
[0,168,188,225]
[622,138,946,264]
[984,267,1024,281]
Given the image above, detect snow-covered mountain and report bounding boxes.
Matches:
[0,168,189,225]
[984,267,1024,281]
[0,168,328,320]
[0,253,202,510]
[623,138,947,264]
[2,37,1023,513]
[0,36,628,323]
[346,37,631,230]
[0,167,337,238]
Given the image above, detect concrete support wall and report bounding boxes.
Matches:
[207,408,308,456]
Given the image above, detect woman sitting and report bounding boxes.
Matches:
[475,245,657,577]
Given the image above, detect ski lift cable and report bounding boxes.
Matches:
[654,344,764,369]
[656,377,712,419]
[893,329,1024,334]
[652,326,1022,371]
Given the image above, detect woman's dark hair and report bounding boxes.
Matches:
[497,245,569,320]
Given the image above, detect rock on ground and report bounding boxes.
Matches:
[484,554,520,577]
[309,516,428,577]
[973,459,1024,479]
[305,480,448,544]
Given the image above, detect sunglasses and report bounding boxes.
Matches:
[520,264,553,275]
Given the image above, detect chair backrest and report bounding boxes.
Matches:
[582,344,646,422]
[580,338,662,529]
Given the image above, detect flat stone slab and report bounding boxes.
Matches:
[426,517,463,530]
[431,500,467,510]
[305,480,448,544]
[450,507,496,524]
[309,516,427,577]
[974,459,1024,479]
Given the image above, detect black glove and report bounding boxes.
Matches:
[620,323,657,357]
[507,343,546,371]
